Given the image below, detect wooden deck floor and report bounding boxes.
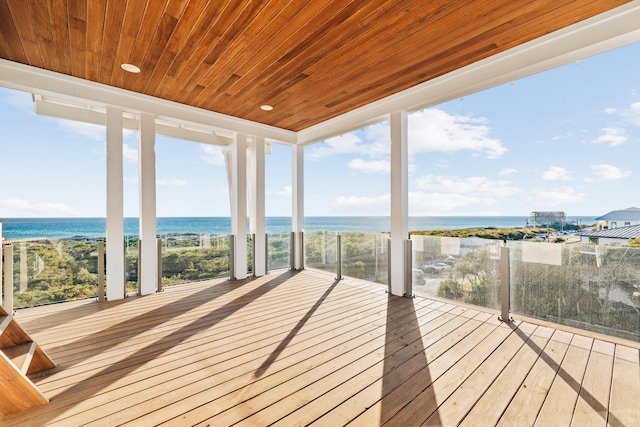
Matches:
[2,269,639,426]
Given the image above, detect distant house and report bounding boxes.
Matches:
[595,207,640,229]
[530,211,565,227]
[579,224,640,245]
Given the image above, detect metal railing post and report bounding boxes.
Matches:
[137,239,142,296]
[499,242,512,322]
[336,234,342,280]
[251,233,256,276]
[230,234,236,280]
[404,239,413,297]
[156,238,163,292]
[299,231,304,271]
[290,232,295,271]
[3,244,13,313]
[265,234,269,275]
[387,238,392,294]
[98,240,105,301]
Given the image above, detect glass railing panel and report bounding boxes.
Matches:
[247,234,254,276]
[304,231,337,275]
[340,232,388,285]
[411,235,501,310]
[267,233,290,271]
[125,235,139,295]
[509,241,640,342]
[160,233,230,287]
[10,237,101,308]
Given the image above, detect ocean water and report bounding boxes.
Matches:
[0,216,598,239]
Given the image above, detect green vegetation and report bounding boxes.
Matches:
[413,235,640,341]
[411,227,550,240]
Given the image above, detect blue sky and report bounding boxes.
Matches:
[0,41,638,218]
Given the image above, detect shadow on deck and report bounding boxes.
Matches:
[2,269,638,426]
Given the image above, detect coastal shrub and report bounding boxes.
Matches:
[437,279,463,299]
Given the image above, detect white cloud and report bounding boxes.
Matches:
[409,109,507,158]
[201,145,225,165]
[593,127,627,146]
[604,107,616,115]
[624,102,640,126]
[409,192,486,215]
[348,159,390,173]
[0,198,81,217]
[157,179,188,186]
[57,120,105,141]
[306,133,375,160]
[524,187,585,208]
[590,164,631,180]
[123,143,138,162]
[435,160,449,168]
[307,107,505,162]
[542,167,571,181]
[414,175,520,198]
[268,186,292,196]
[499,168,517,176]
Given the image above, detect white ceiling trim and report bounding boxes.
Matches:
[0,59,296,145]
[296,1,640,145]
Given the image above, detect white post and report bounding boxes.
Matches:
[3,244,13,313]
[230,133,248,280]
[138,112,157,295]
[248,137,266,276]
[106,105,125,300]
[389,110,409,296]
[292,144,304,269]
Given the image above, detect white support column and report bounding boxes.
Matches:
[138,112,157,295]
[389,110,409,296]
[248,137,266,276]
[230,133,248,280]
[292,144,304,269]
[106,105,125,301]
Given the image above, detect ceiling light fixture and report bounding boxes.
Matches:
[260,105,273,111]
[121,63,141,73]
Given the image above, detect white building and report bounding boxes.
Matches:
[595,207,640,229]
[579,224,640,245]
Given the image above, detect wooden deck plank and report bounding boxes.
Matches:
[496,330,572,426]
[343,315,507,426]
[608,345,640,426]
[227,305,472,426]
[0,269,637,426]
[271,311,484,426]
[534,334,593,425]
[420,321,537,426]
[459,326,551,426]
[571,340,615,426]
[126,297,449,426]
[13,280,393,425]
[34,281,379,392]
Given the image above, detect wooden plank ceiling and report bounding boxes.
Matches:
[0,0,631,132]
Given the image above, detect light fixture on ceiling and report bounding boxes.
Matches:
[121,63,141,73]
[260,105,273,111]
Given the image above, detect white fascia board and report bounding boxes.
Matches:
[296,1,640,146]
[0,59,296,144]
[34,97,232,145]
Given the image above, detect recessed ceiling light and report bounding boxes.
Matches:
[260,105,273,111]
[121,63,141,73]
